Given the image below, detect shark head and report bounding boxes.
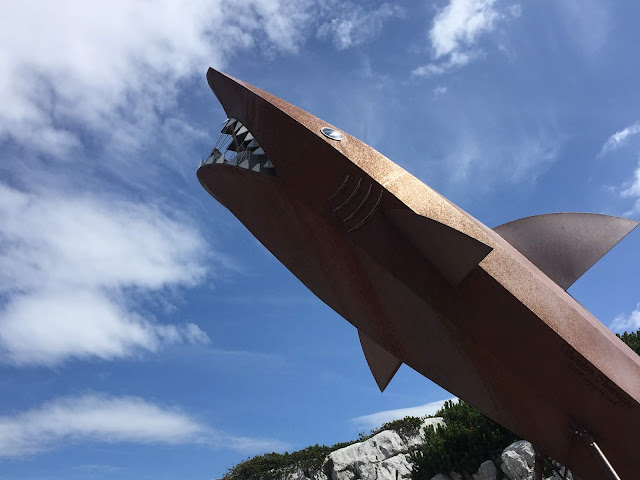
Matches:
[197,68,410,232]
[196,68,428,352]
[196,68,493,302]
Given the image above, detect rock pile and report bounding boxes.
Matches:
[283,422,570,480]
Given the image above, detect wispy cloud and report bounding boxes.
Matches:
[440,126,560,188]
[599,121,640,157]
[610,304,640,333]
[598,122,640,215]
[318,2,404,50]
[619,159,640,216]
[413,0,517,78]
[0,0,315,159]
[430,0,502,58]
[433,85,449,97]
[621,161,640,199]
[350,398,457,430]
[0,394,287,457]
[413,51,477,77]
[0,0,318,368]
[0,184,212,366]
[0,394,206,457]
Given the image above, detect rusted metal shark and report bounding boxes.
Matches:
[197,68,639,480]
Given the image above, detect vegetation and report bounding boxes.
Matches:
[409,400,519,479]
[222,442,356,480]
[365,415,424,440]
[617,328,640,355]
[222,416,423,480]
[222,330,640,480]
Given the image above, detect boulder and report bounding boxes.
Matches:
[473,460,498,480]
[507,441,535,469]
[500,449,532,480]
[284,471,327,480]
[357,453,413,480]
[327,418,444,480]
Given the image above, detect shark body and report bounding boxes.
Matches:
[198,68,640,480]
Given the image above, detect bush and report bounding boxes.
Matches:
[368,416,424,440]
[221,441,356,480]
[222,416,426,480]
[617,329,640,356]
[409,400,519,479]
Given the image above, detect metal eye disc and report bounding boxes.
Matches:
[321,127,343,141]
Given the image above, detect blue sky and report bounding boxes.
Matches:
[1,0,640,479]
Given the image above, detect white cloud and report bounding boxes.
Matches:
[0,184,212,366]
[413,0,514,78]
[0,0,304,367]
[0,0,314,158]
[508,4,522,18]
[433,85,449,97]
[618,159,640,216]
[599,123,640,215]
[621,161,640,199]
[440,127,559,187]
[0,394,286,457]
[0,291,210,366]
[350,398,457,430]
[430,0,502,58]
[318,2,404,50]
[610,304,640,333]
[599,121,640,157]
[412,51,476,78]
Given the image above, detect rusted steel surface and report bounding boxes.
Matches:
[197,68,640,480]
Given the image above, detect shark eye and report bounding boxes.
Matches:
[201,118,277,176]
[321,127,343,141]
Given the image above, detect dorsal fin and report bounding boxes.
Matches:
[494,213,638,290]
[358,330,402,392]
[385,209,493,286]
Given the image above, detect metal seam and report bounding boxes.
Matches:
[333,178,362,211]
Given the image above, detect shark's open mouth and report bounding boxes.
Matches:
[201,118,277,177]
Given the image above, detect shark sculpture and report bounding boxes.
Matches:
[197,68,639,480]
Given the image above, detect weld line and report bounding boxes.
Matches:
[344,184,372,222]
[348,190,383,232]
[328,175,350,201]
[333,179,362,212]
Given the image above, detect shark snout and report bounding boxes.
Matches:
[201,117,277,177]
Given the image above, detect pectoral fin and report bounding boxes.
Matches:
[494,213,638,290]
[384,209,493,286]
[358,330,402,392]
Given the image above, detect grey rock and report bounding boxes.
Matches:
[474,460,497,480]
[507,441,535,469]
[500,450,531,480]
[327,418,444,480]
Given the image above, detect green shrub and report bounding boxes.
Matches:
[617,329,640,355]
[221,441,357,480]
[369,416,424,440]
[409,400,519,479]
[222,416,426,480]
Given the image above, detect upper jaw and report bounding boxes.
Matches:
[200,117,277,177]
